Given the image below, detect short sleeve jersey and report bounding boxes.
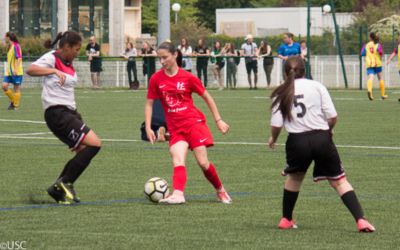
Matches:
[277,42,301,59]
[32,50,78,110]
[147,68,206,133]
[271,78,337,133]
[361,41,382,68]
[5,42,23,76]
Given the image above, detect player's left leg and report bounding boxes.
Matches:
[329,177,375,232]
[279,172,306,229]
[377,71,387,99]
[2,81,15,109]
[193,146,232,204]
[13,84,21,109]
[366,73,374,100]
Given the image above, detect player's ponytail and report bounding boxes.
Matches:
[44,31,82,49]
[271,56,305,122]
[370,32,379,44]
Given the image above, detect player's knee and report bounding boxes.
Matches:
[329,177,346,189]
[2,84,8,91]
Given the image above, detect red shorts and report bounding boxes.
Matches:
[169,122,214,150]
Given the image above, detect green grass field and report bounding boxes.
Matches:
[0,88,399,249]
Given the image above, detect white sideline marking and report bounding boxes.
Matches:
[0,135,398,150]
[0,119,46,124]
[0,132,51,136]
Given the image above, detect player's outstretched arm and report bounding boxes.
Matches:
[145,99,156,144]
[386,52,396,65]
[201,91,230,134]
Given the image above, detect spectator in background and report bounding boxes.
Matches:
[223,43,238,89]
[194,39,210,87]
[210,41,225,90]
[141,41,157,82]
[121,42,139,90]
[277,32,301,80]
[178,38,193,72]
[258,40,274,88]
[300,40,312,79]
[241,34,259,89]
[86,36,102,89]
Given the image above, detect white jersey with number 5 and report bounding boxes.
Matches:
[271,78,337,133]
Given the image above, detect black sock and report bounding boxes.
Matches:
[59,146,101,183]
[283,189,299,220]
[341,191,364,221]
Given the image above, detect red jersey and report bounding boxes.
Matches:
[147,68,207,133]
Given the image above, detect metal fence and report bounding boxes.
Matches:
[2,56,400,89]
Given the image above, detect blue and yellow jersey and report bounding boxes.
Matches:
[361,41,382,68]
[5,42,23,76]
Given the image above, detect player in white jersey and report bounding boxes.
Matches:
[268,56,375,232]
[26,31,101,204]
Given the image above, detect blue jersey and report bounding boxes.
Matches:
[277,43,301,59]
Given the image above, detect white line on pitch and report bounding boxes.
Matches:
[0,135,398,151]
[0,119,46,124]
[0,132,52,136]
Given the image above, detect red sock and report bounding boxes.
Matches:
[203,163,222,190]
[172,166,187,192]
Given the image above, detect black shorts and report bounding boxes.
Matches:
[245,60,258,74]
[44,106,91,150]
[283,130,345,182]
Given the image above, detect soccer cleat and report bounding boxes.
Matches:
[381,95,388,100]
[7,102,16,110]
[57,180,80,203]
[367,92,374,101]
[159,191,185,204]
[278,217,298,229]
[217,188,232,204]
[47,183,70,205]
[357,218,375,233]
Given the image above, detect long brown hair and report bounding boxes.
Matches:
[271,56,305,121]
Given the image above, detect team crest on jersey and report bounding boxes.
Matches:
[176,82,186,91]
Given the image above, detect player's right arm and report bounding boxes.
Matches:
[26,64,66,85]
[144,99,156,144]
[386,49,397,65]
[268,126,282,149]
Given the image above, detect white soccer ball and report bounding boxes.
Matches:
[322,4,331,13]
[144,177,170,203]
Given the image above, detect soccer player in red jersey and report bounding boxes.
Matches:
[145,42,231,204]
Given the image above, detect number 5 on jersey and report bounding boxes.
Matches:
[294,95,306,118]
